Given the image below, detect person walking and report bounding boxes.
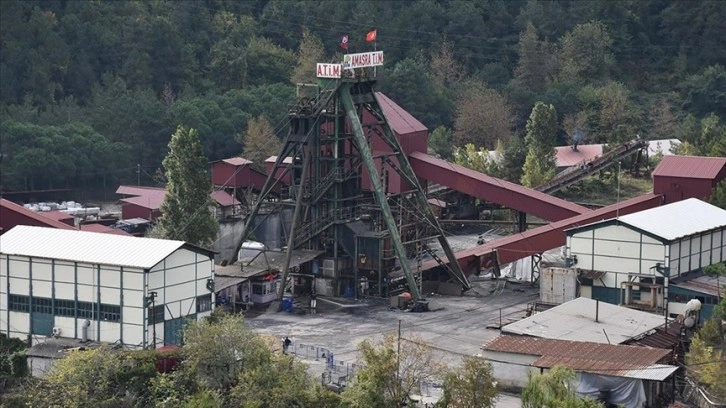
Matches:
[310,285,317,310]
[283,336,292,354]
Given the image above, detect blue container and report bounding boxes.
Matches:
[282,296,293,312]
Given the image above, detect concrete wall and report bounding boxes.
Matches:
[480,350,539,391]
[215,218,246,263]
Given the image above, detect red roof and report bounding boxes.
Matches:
[482,335,670,377]
[555,144,603,168]
[120,194,166,210]
[80,223,132,236]
[653,155,726,179]
[116,185,166,196]
[220,157,253,166]
[211,190,240,207]
[40,210,75,222]
[0,199,76,231]
[375,92,427,135]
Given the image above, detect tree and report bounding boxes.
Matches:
[240,115,282,168]
[157,126,219,247]
[514,22,557,92]
[28,346,158,408]
[429,126,454,159]
[559,21,614,84]
[454,143,500,177]
[686,319,726,401]
[291,28,326,85]
[521,102,557,187]
[341,334,442,408]
[453,80,514,149]
[522,366,604,408]
[709,180,726,210]
[438,355,498,408]
[430,39,465,89]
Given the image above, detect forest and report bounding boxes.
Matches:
[1,0,724,194]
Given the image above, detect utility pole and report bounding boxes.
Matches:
[397,319,401,407]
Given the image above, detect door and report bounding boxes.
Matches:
[164,315,196,346]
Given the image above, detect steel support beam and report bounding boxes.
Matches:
[339,83,423,301]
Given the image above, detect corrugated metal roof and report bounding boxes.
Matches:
[555,144,603,168]
[40,211,75,221]
[482,335,675,380]
[673,274,726,297]
[652,155,726,179]
[617,198,726,241]
[121,194,166,211]
[502,297,669,344]
[79,223,133,236]
[214,249,323,278]
[265,156,293,164]
[0,198,76,231]
[375,92,427,135]
[215,275,248,291]
[221,157,253,166]
[115,185,166,196]
[210,191,240,207]
[0,225,188,269]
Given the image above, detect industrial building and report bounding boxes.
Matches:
[566,198,726,316]
[0,225,215,348]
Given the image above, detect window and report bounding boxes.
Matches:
[100,304,121,322]
[8,295,29,312]
[31,297,52,314]
[55,299,75,317]
[196,294,212,313]
[78,301,96,320]
[149,304,164,325]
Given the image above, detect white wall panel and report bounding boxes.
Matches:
[123,324,144,348]
[594,239,641,259]
[54,282,75,299]
[641,244,666,262]
[148,269,164,290]
[54,317,76,338]
[8,258,29,278]
[54,263,76,283]
[9,311,29,333]
[124,271,144,291]
[162,249,197,270]
[32,260,52,281]
[100,287,120,304]
[165,301,181,320]
[196,278,210,294]
[180,297,195,317]
[0,255,8,276]
[9,277,29,295]
[76,265,94,285]
[33,280,52,298]
[123,289,144,308]
[76,284,95,302]
[123,306,144,326]
[592,255,640,275]
[166,282,196,303]
[99,322,121,343]
[100,267,120,288]
[593,224,641,242]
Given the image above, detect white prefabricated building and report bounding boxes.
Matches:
[0,225,215,348]
[566,198,726,313]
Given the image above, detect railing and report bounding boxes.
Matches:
[292,206,361,248]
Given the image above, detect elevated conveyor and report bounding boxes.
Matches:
[409,152,590,222]
[419,193,663,275]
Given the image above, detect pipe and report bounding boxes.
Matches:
[81,319,90,343]
[595,299,599,323]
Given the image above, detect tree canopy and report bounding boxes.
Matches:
[1,0,725,193]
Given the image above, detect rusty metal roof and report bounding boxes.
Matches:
[375,92,427,135]
[482,335,674,380]
[673,274,726,297]
[652,155,726,179]
[210,190,240,207]
[219,157,253,166]
[555,144,603,168]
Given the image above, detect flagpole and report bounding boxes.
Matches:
[374,39,377,77]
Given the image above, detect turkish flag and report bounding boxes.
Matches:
[340,34,349,50]
[366,29,377,42]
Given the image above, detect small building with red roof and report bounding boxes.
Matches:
[653,155,726,204]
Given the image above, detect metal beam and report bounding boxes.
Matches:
[339,83,422,301]
[366,96,471,290]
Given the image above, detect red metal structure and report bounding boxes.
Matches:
[420,193,664,275]
[409,152,590,222]
[653,155,726,204]
[210,158,279,194]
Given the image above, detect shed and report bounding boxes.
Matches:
[554,144,603,172]
[210,157,276,193]
[481,335,677,408]
[25,337,104,377]
[669,274,725,319]
[265,156,293,185]
[0,226,215,349]
[653,155,726,204]
[566,198,726,310]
